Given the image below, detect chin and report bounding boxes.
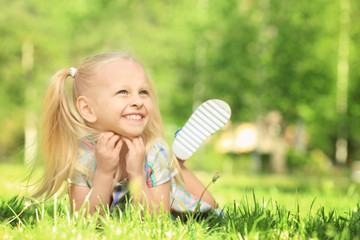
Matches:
[121,132,143,140]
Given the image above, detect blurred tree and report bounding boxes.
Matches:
[0,0,360,168]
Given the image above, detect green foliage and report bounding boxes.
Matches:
[1,163,360,238]
[1,193,360,239]
[1,0,360,164]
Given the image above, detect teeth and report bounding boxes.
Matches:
[125,115,142,120]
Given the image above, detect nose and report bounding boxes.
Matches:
[131,94,143,108]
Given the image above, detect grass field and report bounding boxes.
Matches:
[1,163,360,239]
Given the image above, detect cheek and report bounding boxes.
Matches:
[146,100,154,115]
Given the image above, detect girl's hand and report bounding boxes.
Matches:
[95,132,123,176]
[122,137,146,179]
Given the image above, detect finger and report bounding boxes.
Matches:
[122,137,134,151]
[139,136,145,147]
[107,134,120,148]
[131,137,138,146]
[133,137,145,151]
[114,139,123,152]
[103,131,115,139]
[98,132,114,145]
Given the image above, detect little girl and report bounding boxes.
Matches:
[33,52,231,217]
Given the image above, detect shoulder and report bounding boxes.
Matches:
[71,137,96,186]
[145,138,172,187]
[147,138,170,161]
[79,136,96,152]
[77,136,96,166]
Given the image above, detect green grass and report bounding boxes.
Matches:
[1,163,360,239]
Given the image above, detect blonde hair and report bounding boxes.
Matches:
[33,52,182,199]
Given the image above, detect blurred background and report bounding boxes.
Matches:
[1,0,360,182]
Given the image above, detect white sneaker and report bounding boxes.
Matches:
[171,99,231,160]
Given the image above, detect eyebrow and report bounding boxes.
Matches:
[111,84,151,93]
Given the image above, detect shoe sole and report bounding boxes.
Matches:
[172,99,231,160]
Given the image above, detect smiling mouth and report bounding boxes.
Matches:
[124,114,143,120]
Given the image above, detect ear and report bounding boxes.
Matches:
[77,96,97,123]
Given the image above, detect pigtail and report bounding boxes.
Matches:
[33,69,82,199]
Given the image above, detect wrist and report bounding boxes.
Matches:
[128,174,147,198]
[94,169,115,183]
[128,172,145,181]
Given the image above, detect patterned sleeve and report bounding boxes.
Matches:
[145,139,172,187]
[70,138,96,188]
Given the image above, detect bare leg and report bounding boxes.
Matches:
[171,100,231,210]
[179,160,218,208]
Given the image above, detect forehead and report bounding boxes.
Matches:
[99,60,149,86]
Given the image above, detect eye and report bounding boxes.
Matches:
[139,90,149,95]
[117,90,127,95]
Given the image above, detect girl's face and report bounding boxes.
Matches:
[86,60,153,138]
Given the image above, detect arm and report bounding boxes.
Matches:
[69,132,123,215]
[123,137,171,213]
[69,171,114,215]
[129,176,171,212]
